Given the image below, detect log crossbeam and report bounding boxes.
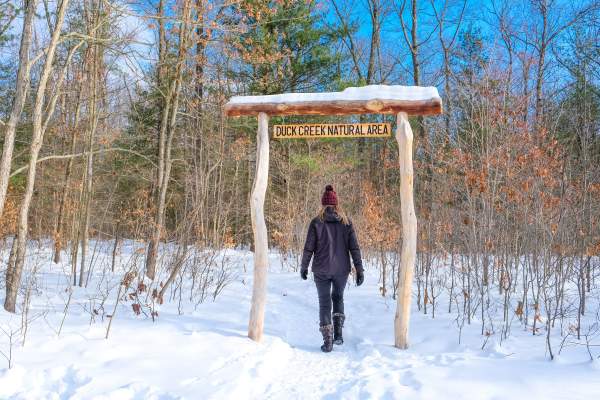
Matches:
[225,85,442,117]
[225,98,441,117]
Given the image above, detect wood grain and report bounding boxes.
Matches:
[248,112,270,342]
[394,112,417,350]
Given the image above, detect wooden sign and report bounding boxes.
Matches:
[273,123,391,139]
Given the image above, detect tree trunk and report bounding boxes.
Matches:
[535,1,548,126]
[248,112,270,342]
[366,0,380,84]
[53,86,83,264]
[145,0,192,280]
[111,222,120,273]
[410,0,420,87]
[145,92,172,279]
[79,35,100,287]
[0,0,37,218]
[409,0,425,142]
[394,112,417,349]
[4,0,73,312]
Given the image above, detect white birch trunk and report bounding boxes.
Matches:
[394,112,417,349]
[4,0,73,312]
[248,112,270,341]
[0,0,37,219]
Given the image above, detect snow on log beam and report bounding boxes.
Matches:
[225,85,442,117]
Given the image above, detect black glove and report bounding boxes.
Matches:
[356,269,364,286]
[300,269,308,280]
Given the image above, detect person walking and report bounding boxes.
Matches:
[300,185,364,352]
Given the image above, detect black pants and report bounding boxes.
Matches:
[314,273,349,326]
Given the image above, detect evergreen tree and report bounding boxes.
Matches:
[453,24,490,145]
[225,0,341,95]
[0,0,18,117]
[556,30,600,157]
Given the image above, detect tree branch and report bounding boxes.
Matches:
[9,148,156,178]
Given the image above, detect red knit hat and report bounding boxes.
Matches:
[321,185,338,206]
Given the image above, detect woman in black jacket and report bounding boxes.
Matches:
[300,185,364,352]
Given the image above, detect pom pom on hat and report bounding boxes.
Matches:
[321,184,338,206]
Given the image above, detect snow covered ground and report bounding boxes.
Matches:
[1,241,599,400]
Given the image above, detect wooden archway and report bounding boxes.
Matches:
[225,85,442,349]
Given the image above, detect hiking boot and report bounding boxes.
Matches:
[319,324,334,353]
[333,313,345,345]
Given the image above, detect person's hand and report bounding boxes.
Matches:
[300,269,308,280]
[356,270,364,286]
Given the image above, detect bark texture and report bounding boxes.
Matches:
[394,112,417,349]
[0,0,37,219]
[248,112,270,341]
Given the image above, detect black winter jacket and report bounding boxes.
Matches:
[300,208,363,277]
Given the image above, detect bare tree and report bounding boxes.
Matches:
[145,0,194,280]
[78,0,104,286]
[431,0,466,135]
[522,0,600,125]
[4,0,77,312]
[0,0,37,219]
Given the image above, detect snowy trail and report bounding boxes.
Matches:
[1,247,600,399]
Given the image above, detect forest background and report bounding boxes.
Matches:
[0,0,599,357]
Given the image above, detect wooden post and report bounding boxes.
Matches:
[394,112,417,349]
[248,112,270,341]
